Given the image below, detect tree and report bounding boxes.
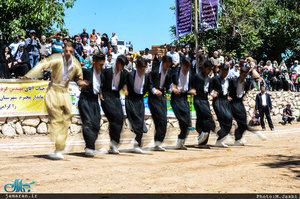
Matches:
[0,0,76,43]
[170,0,300,64]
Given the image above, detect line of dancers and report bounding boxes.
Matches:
[24,43,266,160]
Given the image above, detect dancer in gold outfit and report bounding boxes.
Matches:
[24,42,86,160]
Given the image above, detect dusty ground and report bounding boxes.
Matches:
[0,122,299,193]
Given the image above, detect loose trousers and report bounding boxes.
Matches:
[148,93,167,143]
[78,93,101,150]
[194,97,216,145]
[45,85,72,152]
[171,93,190,140]
[213,97,233,140]
[101,91,124,144]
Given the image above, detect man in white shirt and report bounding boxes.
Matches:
[9,35,21,57]
[211,63,233,147]
[228,64,240,79]
[111,46,120,62]
[166,45,180,68]
[143,48,152,73]
[171,57,193,150]
[255,85,274,131]
[104,54,114,69]
[110,32,118,47]
[78,53,105,157]
[124,58,150,153]
[229,67,266,146]
[218,49,225,65]
[100,55,128,154]
[148,56,173,151]
[96,32,102,46]
[82,38,92,56]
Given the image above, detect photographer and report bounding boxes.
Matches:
[25,30,41,69]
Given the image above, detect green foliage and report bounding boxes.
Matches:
[171,0,300,65]
[0,0,76,43]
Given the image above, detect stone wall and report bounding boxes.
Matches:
[0,91,299,137]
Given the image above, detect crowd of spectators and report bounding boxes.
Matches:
[0,29,134,79]
[0,29,299,93]
[157,45,300,92]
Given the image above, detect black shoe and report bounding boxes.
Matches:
[270,128,275,131]
[283,121,287,125]
[262,127,266,131]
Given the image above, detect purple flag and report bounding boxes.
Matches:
[199,0,219,31]
[175,0,193,37]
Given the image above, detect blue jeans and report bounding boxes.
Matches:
[29,54,40,69]
[282,116,295,123]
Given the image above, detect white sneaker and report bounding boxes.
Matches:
[224,136,234,145]
[153,145,166,151]
[232,140,245,146]
[95,148,108,155]
[84,148,95,157]
[215,137,229,148]
[253,131,267,141]
[198,132,209,145]
[133,146,144,154]
[109,141,120,154]
[153,141,165,151]
[176,139,187,150]
[48,151,64,160]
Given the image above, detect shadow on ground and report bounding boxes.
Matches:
[261,155,300,178]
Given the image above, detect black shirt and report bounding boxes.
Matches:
[283,108,292,116]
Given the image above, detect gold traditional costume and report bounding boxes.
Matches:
[25,53,83,152]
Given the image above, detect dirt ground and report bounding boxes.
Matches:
[0,122,299,193]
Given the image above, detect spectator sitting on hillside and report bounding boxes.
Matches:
[79,49,92,69]
[73,35,83,59]
[0,34,10,78]
[89,29,97,43]
[25,30,41,68]
[210,51,221,73]
[107,41,113,54]
[80,28,89,42]
[290,60,298,72]
[10,44,29,78]
[9,35,21,57]
[101,33,109,47]
[291,70,298,92]
[279,61,287,71]
[110,32,118,47]
[166,45,180,69]
[82,38,92,56]
[96,32,101,46]
[282,104,295,125]
[218,49,224,65]
[50,32,64,54]
[39,35,52,59]
[100,41,107,54]
[143,48,152,73]
[228,64,240,79]
[264,60,273,71]
[104,53,114,69]
[5,47,13,70]
[283,69,294,91]
[111,46,120,63]
[124,54,134,72]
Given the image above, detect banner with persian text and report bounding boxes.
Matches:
[0,81,48,116]
[199,0,219,31]
[0,81,196,118]
[175,0,193,37]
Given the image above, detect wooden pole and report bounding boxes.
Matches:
[195,0,199,73]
